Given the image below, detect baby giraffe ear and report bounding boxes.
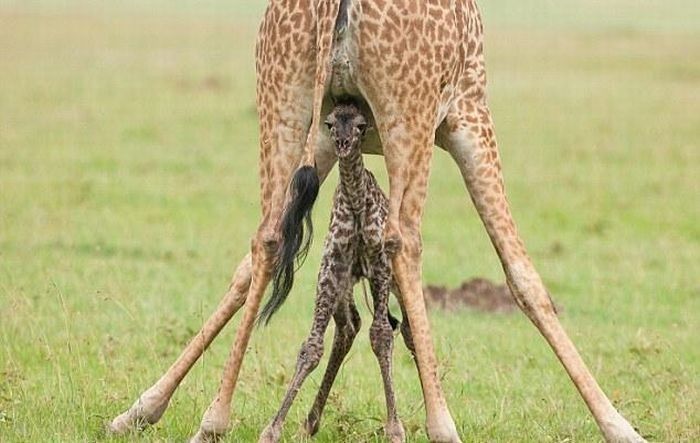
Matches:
[324,116,334,131]
[360,121,372,135]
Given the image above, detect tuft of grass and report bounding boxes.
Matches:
[0,1,698,442]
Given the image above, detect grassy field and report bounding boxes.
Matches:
[1,1,698,442]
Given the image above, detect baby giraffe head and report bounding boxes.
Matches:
[325,101,368,159]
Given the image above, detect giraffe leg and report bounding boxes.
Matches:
[373,112,461,443]
[258,321,330,443]
[302,297,361,437]
[108,255,252,434]
[440,100,645,443]
[369,255,406,443]
[108,142,336,437]
[259,253,350,443]
[189,219,288,442]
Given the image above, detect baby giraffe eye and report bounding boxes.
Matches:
[324,121,333,131]
[356,123,367,133]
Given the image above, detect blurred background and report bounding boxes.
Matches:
[0,1,698,441]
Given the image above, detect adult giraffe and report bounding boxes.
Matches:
[109,1,646,442]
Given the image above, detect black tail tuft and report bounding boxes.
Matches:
[259,165,320,325]
[387,309,400,331]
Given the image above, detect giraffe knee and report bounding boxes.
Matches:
[382,222,403,257]
[261,230,280,256]
[297,338,324,372]
[228,254,253,296]
[507,262,557,320]
[512,288,557,319]
[369,315,394,357]
[250,224,280,256]
[396,225,422,259]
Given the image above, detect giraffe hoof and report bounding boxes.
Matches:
[301,416,320,437]
[258,424,282,443]
[189,428,227,443]
[107,392,169,435]
[601,412,647,443]
[385,420,406,443]
[190,410,230,443]
[108,408,143,435]
[426,411,461,443]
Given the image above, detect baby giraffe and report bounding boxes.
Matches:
[258,101,406,443]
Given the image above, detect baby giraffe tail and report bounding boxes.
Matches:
[259,0,344,325]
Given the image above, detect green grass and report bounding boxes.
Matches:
[1,1,698,442]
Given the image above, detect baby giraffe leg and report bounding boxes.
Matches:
[302,298,361,437]
[443,100,645,442]
[258,314,331,443]
[370,259,406,443]
[259,253,349,443]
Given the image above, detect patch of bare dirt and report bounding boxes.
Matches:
[423,278,517,313]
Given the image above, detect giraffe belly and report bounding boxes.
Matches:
[329,55,383,155]
[329,1,384,155]
[327,0,453,156]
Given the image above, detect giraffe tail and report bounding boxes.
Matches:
[259,0,344,325]
[259,165,319,325]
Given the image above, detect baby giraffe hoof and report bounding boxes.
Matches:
[108,409,142,435]
[385,420,406,443]
[301,415,320,438]
[258,424,282,443]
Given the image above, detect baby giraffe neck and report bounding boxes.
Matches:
[337,148,366,213]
